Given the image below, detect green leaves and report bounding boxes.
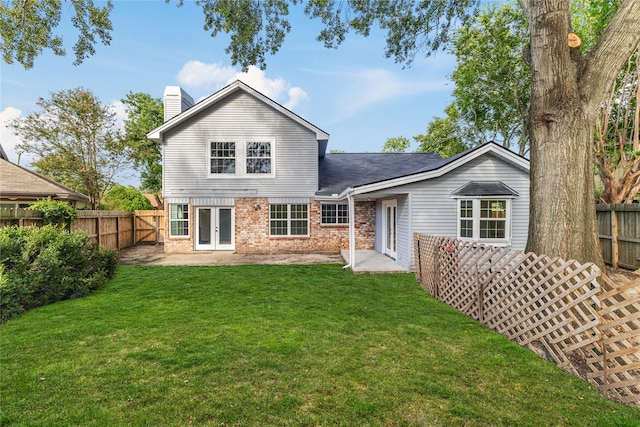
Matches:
[0,0,113,69]
[448,2,529,155]
[187,0,479,70]
[9,87,129,209]
[121,92,164,192]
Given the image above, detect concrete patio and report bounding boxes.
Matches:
[118,245,410,274]
[341,250,410,274]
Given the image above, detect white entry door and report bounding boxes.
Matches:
[382,199,397,259]
[195,207,234,251]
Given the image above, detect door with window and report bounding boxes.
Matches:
[195,207,234,250]
[382,199,397,259]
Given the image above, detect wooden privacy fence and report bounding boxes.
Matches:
[414,234,640,408]
[597,204,640,270]
[135,210,165,244]
[0,209,164,250]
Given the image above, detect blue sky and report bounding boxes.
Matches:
[1,1,456,185]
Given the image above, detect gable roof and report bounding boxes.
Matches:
[147,80,330,155]
[450,181,519,197]
[0,157,89,202]
[317,142,529,198]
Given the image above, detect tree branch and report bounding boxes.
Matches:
[581,0,640,104]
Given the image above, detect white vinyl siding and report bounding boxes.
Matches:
[163,91,317,199]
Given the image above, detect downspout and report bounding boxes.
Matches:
[342,188,355,271]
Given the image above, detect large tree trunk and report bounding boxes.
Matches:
[525,0,602,266]
[523,0,640,267]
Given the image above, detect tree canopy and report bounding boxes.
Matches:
[0,0,113,69]
[9,87,128,209]
[121,92,164,193]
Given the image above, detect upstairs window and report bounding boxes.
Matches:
[246,142,271,174]
[209,140,274,177]
[210,142,236,174]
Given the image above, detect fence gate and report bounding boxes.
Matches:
[135,210,164,244]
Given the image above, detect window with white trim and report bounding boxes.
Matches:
[246,142,271,174]
[209,140,274,177]
[457,199,511,243]
[270,204,308,236]
[321,203,349,225]
[210,142,236,174]
[169,204,189,237]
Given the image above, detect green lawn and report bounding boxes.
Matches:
[1,264,639,426]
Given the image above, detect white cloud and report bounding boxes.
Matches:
[110,100,127,130]
[175,61,308,110]
[176,60,237,90]
[339,68,448,117]
[0,106,29,165]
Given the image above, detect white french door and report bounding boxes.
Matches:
[382,199,397,259]
[195,207,234,250]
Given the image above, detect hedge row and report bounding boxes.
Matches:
[0,225,118,323]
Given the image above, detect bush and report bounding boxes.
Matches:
[0,225,118,323]
[29,199,78,230]
[102,185,153,212]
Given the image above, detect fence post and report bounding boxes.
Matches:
[610,209,619,268]
[478,262,483,323]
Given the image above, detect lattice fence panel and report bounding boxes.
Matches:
[589,275,640,406]
[414,233,640,408]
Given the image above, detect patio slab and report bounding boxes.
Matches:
[119,244,345,266]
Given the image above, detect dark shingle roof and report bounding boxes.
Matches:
[450,181,519,197]
[317,152,443,196]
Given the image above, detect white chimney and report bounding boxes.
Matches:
[163,86,194,122]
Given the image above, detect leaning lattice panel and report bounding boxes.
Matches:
[589,274,640,406]
[438,239,483,319]
[414,234,443,296]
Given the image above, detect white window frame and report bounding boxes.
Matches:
[320,203,349,225]
[455,198,512,246]
[208,139,275,178]
[209,141,237,174]
[269,204,309,237]
[169,203,190,238]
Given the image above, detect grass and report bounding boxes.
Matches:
[1,264,639,426]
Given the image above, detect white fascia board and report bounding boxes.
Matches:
[147,80,329,142]
[350,143,529,196]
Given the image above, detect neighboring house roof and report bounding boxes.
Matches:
[148,80,331,157]
[143,193,164,209]
[0,144,7,161]
[450,181,519,197]
[0,157,90,202]
[318,142,529,198]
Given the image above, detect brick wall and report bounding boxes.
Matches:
[164,198,376,254]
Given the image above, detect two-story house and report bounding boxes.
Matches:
[148,81,530,271]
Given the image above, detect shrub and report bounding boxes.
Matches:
[29,199,78,230]
[0,225,118,323]
[102,185,153,212]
